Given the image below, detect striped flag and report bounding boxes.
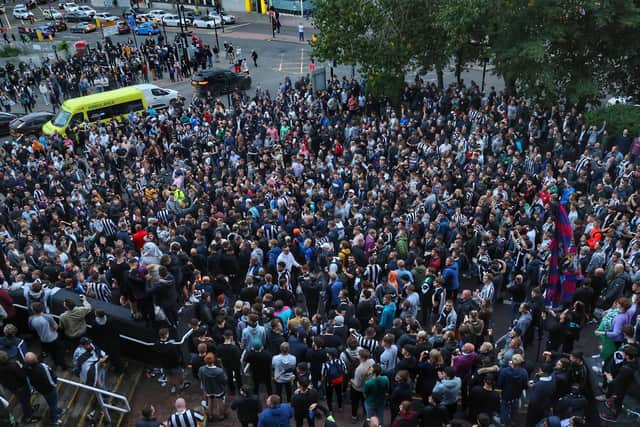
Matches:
[545,203,576,306]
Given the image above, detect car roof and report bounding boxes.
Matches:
[194,68,232,77]
[23,112,53,119]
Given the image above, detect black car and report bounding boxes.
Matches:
[10,112,53,135]
[64,11,91,22]
[0,112,17,135]
[191,68,251,97]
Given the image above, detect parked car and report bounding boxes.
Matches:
[117,21,130,34]
[75,5,96,17]
[161,14,190,27]
[191,68,251,96]
[43,8,64,19]
[10,112,54,135]
[0,112,17,136]
[209,11,236,24]
[183,11,198,22]
[135,21,160,35]
[70,21,96,33]
[59,2,78,11]
[94,12,118,22]
[13,5,35,20]
[147,9,170,21]
[123,7,144,18]
[64,11,91,22]
[192,16,221,29]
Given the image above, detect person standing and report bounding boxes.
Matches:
[90,309,124,372]
[257,395,293,427]
[350,348,374,423]
[28,301,67,370]
[251,50,258,67]
[72,337,109,420]
[497,354,529,427]
[0,350,40,424]
[23,352,65,426]
[291,377,319,427]
[298,23,304,41]
[244,339,273,395]
[155,328,191,394]
[198,352,228,421]
[272,342,297,402]
[134,404,161,427]
[217,330,242,395]
[231,385,262,427]
[322,350,346,412]
[167,398,205,427]
[59,295,92,347]
[363,364,389,426]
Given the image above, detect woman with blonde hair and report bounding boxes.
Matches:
[415,348,443,401]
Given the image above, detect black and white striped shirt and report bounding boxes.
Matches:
[86,281,112,303]
[101,218,117,237]
[364,263,382,286]
[157,209,171,225]
[321,357,346,380]
[168,409,205,427]
[262,223,278,242]
[351,331,379,354]
[277,269,291,290]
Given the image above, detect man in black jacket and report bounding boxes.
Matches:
[217,330,242,394]
[0,351,39,423]
[230,385,262,427]
[600,345,639,422]
[244,340,273,395]
[155,328,191,394]
[23,352,65,426]
[291,377,319,427]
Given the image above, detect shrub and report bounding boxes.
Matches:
[0,46,23,58]
[585,104,640,139]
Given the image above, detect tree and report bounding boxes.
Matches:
[431,0,491,85]
[312,0,445,100]
[489,0,640,108]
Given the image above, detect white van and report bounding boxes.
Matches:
[133,84,180,110]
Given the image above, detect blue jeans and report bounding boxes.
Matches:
[365,401,385,427]
[44,390,62,422]
[500,399,518,426]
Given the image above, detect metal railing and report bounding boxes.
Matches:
[57,377,131,424]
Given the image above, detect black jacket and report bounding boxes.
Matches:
[291,388,319,417]
[230,395,262,422]
[25,362,57,394]
[0,360,29,392]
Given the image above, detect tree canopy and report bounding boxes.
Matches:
[311,0,640,108]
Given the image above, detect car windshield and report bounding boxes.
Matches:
[53,109,71,127]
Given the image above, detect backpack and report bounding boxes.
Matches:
[327,360,345,386]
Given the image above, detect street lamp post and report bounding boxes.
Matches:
[176,1,190,72]
[213,21,219,51]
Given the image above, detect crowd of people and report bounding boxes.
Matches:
[0,41,639,427]
[0,28,224,115]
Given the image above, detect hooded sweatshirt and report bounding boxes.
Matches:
[257,403,293,427]
[432,376,461,405]
[241,323,267,350]
[198,364,228,396]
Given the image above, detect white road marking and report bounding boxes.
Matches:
[300,47,304,74]
[223,22,250,33]
[278,52,284,72]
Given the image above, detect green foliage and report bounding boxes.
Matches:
[313,0,640,106]
[585,104,640,139]
[0,46,23,58]
[56,40,70,56]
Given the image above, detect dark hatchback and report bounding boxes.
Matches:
[191,68,251,97]
[0,112,17,135]
[10,112,54,135]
